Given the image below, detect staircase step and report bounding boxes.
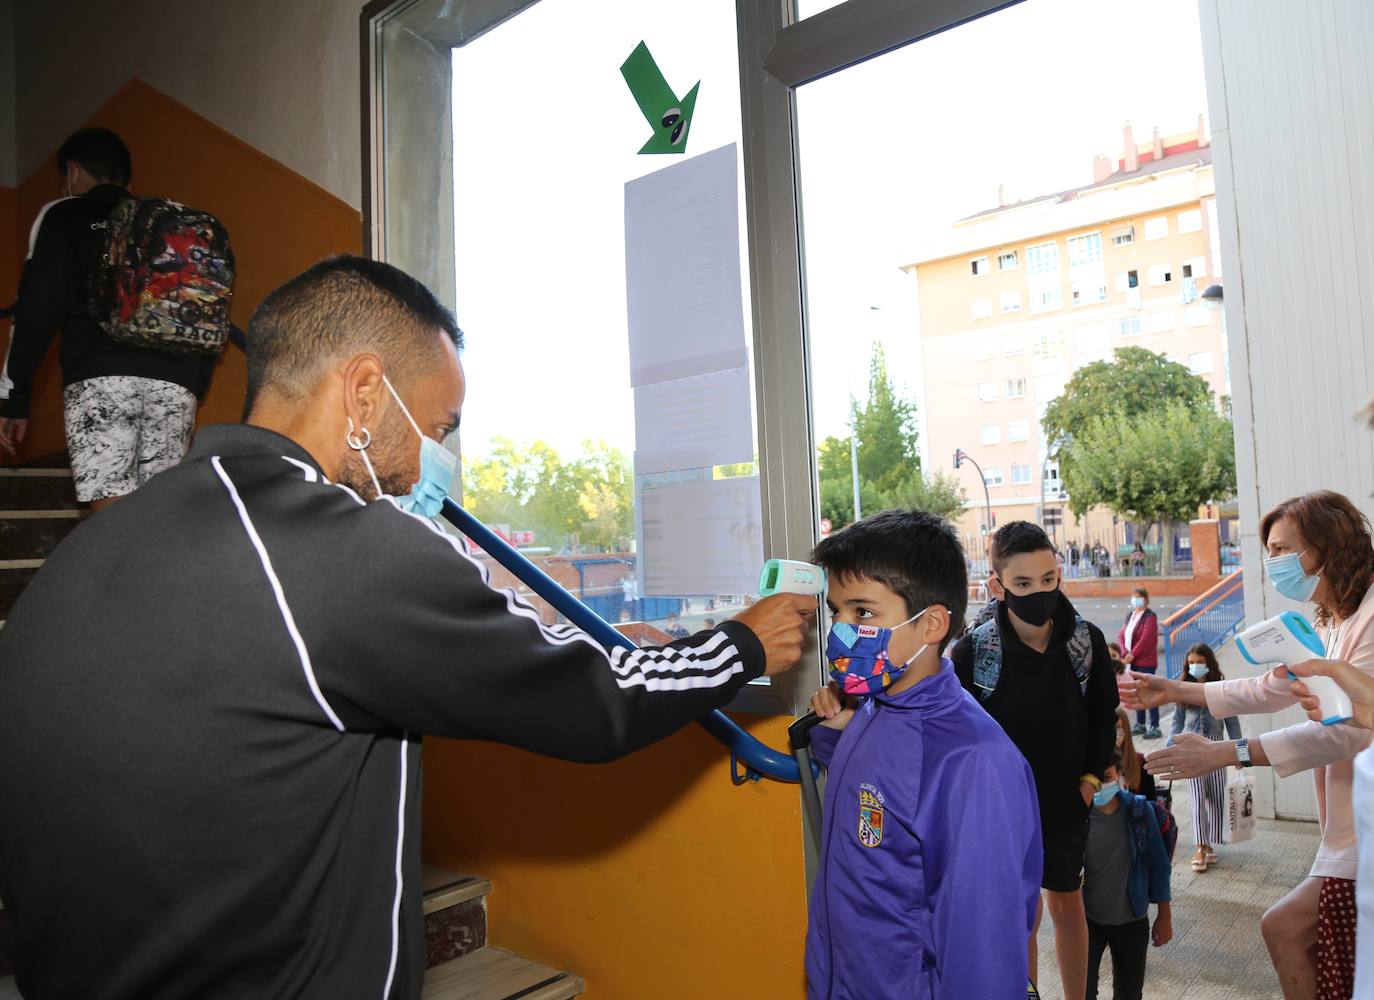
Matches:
[0,511,86,561]
[422,948,582,1000]
[423,864,491,967]
[0,469,80,511]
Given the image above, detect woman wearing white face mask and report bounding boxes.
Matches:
[1123,490,1374,999]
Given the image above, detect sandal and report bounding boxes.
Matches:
[1191,851,1209,872]
[1205,849,1218,864]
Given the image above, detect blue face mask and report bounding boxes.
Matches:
[1130,596,1145,609]
[1187,661,1210,680]
[1265,550,1320,603]
[349,376,458,518]
[826,608,931,697]
[1093,782,1120,807]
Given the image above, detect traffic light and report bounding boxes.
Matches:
[952,449,965,469]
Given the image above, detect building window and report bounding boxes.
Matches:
[1144,216,1169,241]
[1007,377,1028,398]
[1115,270,1140,292]
[1178,208,1202,233]
[1026,241,1060,277]
[1119,316,1143,336]
[1151,311,1176,333]
[1147,264,1172,286]
[1185,305,1209,327]
[998,251,1018,270]
[971,256,990,276]
[972,297,993,319]
[1072,280,1107,305]
[984,467,1004,487]
[1012,464,1033,485]
[1181,256,1206,279]
[1030,286,1063,314]
[1008,420,1030,442]
[1031,330,1064,360]
[1001,291,1022,314]
[1068,233,1103,270]
[980,424,1001,445]
[1111,225,1135,246]
[977,382,998,402]
[1188,352,1214,374]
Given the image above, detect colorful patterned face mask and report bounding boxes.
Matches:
[826,608,930,697]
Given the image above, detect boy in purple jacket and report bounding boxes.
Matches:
[807,510,1043,998]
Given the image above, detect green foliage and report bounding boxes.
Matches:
[816,344,966,527]
[1041,347,1223,516]
[1066,400,1237,524]
[462,438,634,551]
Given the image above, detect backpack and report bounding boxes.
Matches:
[967,612,1094,702]
[93,196,235,355]
[1128,792,1179,862]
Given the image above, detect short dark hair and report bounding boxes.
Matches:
[989,521,1055,574]
[57,127,132,187]
[811,509,968,651]
[1107,749,1125,775]
[1133,586,1149,601]
[243,255,463,417]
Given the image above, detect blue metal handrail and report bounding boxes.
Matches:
[1161,570,1245,678]
[439,499,808,784]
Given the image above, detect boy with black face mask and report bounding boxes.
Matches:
[951,521,1119,1000]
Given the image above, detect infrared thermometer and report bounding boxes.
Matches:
[758,559,826,597]
[1235,611,1352,725]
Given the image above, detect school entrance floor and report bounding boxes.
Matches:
[1033,726,1322,1000]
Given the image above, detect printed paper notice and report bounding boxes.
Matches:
[624,143,747,387]
[633,366,754,475]
[638,476,763,597]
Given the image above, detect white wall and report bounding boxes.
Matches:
[12,0,363,207]
[1201,0,1374,820]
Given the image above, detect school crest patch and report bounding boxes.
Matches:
[858,787,885,848]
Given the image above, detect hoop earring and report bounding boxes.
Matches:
[346,420,372,451]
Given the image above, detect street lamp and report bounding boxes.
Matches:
[953,448,993,538]
[1201,283,1224,311]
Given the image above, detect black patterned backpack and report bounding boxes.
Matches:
[93,196,235,355]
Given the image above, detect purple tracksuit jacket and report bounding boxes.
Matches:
[805,663,1043,999]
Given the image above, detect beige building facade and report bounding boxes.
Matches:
[903,121,1228,559]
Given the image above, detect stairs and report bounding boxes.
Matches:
[421,864,583,999]
[0,460,86,627]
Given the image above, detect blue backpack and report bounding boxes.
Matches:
[1127,792,1179,862]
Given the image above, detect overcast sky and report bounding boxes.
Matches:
[450,0,1210,463]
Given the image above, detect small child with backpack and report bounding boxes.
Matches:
[1168,642,1243,873]
[1084,751,1173,1000]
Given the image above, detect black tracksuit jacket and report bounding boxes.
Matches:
[0,423,766,998]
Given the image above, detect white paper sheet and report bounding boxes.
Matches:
[624,143,747,388]
[637,475,763,597]
[633,366,754,475]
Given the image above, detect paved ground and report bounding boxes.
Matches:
[1032,712,1321,1000]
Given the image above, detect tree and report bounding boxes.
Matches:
[1042,347,1214,510]
[1067,400,1236,563]
[815,344,966,527]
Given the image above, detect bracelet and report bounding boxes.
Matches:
[1079,773,1102,791]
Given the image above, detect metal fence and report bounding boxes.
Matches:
[1160,570,1246,679]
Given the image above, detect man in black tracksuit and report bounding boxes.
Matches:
[0,127,215,503]
[951,521,1118,1000]
[0,256,813,999]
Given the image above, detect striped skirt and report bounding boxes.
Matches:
[1189,768,1229,845]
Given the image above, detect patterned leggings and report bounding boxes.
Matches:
[1317,877,1357,1000]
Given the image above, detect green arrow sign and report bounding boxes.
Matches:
[620,41,699,155]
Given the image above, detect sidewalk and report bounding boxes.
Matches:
[1032,725,1321,999]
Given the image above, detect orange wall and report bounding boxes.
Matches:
[2,78,362,464]
[422,711,809,998]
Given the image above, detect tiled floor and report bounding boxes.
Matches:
[1032,719,1322,1000]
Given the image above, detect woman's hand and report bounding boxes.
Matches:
[1289,660,1374,730]
[810,683,855,731]
[1119,669,1180,711]
[1145,732,1233,779]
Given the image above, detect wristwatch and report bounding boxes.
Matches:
[1236,738,1253,768]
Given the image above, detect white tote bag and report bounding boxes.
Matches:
[1226,770,1256,844]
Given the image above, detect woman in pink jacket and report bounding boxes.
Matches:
[1123,491,1374,1000]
